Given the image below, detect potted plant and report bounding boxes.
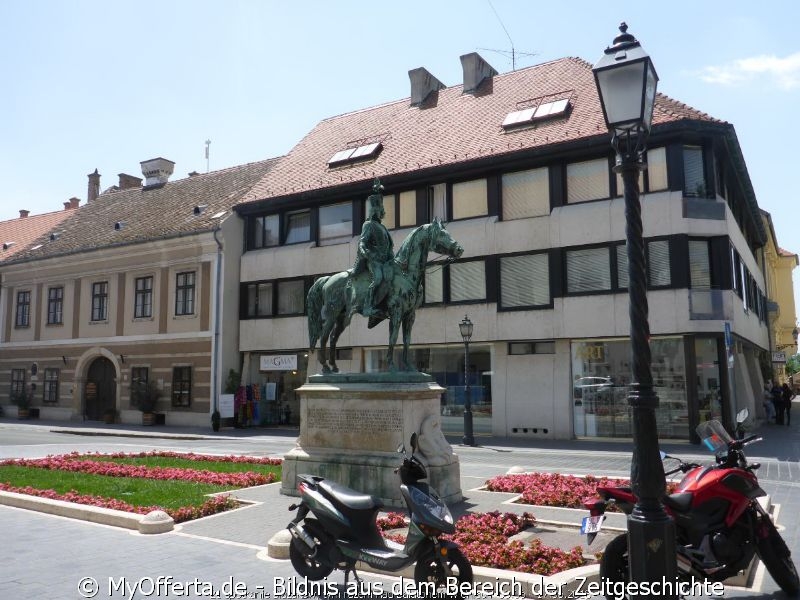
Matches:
[131,379,161,426]
[10,389,32,419]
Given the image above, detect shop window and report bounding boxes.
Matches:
[567,158,609,204]
[319,202,353,246]
[43,368,59,403]
[566,247,611,293]
[15,290,30,327]
[253,214,279,248]
[171,366,192,407]
[449,260,486,302]
[130,367,149,408]
[10,369,25,397]
[91,281,108,321]
[502,167,549,220]
[175,271,196,316]
[47,286,64,325]
[134,276,153,318]
[284,210,311,244]
[246,282,273,317]
[278,280,305,315]
[451,178,488,220]
[499,253,549,308]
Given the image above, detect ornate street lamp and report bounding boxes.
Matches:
[593,23,677,593]
[459,315,475,446]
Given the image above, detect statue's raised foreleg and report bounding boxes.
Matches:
[401,312,417,371]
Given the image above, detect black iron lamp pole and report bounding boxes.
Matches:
[459,315,475,446]
[593,23,676,595]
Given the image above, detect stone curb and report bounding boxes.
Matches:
[0,490,173,534]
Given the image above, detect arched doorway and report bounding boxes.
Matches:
[86,357,116,421]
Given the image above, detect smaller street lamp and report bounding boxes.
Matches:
[776,327,799,351]
[459,315,475,446]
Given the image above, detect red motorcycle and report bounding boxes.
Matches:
[582,411,799,597]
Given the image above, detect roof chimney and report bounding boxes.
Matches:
[19,209,29,218]
[140,158,175,187]
[63,201,71,211]
[118,173,143,190]
[460,52,497,94]
[69,197,80,209]
[87,169,100,203]
[408,68,445,107]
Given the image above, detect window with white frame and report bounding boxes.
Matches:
[451,178,488,220]
[278,280,305,315]
[567,158,609,203]
[284,210,311,244]
[47,286,64,325]
[91,281,108,321]
[175,271,196,316]
[319,202,353,246]
[499,253,550,308]
[566,247,611,293]
[449,261,486,302]
[15,290,31,327]
[134,276,153,318]
[502,167,549,219]
[43,368,59,403]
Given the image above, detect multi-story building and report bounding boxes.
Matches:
[1,157,277,426]
[234,53,775,442]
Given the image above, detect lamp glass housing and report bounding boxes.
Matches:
[593,45,658,134]
[459,317,473,342]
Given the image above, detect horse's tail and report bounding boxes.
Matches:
[307,276,329,351]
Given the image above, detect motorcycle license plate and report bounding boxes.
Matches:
[581,515,605,535]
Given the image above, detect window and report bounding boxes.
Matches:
[449,261,486,302]
[246,282,273,317]
[47,286,64,325]
[15,290,31,327]
[502,167,549,219]
[284,210,311,244]
[502,97,571,129]
[647,240,671,287]
[319,202,353,246]
[371,194,396,229]
[134,276,153,318]
[500,253,550,308]
[424,268,444,304]
[647,147,668,191]
[253,214,279,248]
[278,280,305,315]
[175,271,196,316]
[130,367,149,408]
[508,341,555,355]
[428,184,447,222]
[327,142,382,167]
[566,247,611,293]
[451,179,488,220]
[43,368,59,403]
[10,369,25,397]
[171,366,192,407]
[91,281,108,321]
[399,191,416,227]
[567,158,609,203]
[616,243,628,289]
[683,145,706,197]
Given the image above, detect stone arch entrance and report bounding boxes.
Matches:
[85,357,116,421]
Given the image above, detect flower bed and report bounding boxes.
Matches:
[377,511,585,576]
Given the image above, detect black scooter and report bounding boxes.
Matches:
[286,432,473,595]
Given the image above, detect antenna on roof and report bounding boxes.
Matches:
[480,0,537,71]
[205,139,211,173]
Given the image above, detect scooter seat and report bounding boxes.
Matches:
[318,480,384,510]
[663,492,693,512]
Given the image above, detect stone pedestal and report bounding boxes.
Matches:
[281,373,462,508]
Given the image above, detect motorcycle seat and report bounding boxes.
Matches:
[663,492,693,512]
[318,480,384,510]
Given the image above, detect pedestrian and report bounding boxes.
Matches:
[763,383,776,422]
[781,383,795,426]
[772,382,785,425]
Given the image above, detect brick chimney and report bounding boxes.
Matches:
[70,197,80,209]
[460,52,497,94]
[140,158,175,187]
[63,201,71,211]
[19,209,29,218]
[118,173,143,190]
[408,67,445,107]
[87,169,100,203]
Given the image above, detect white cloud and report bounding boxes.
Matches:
[698,52,800,89]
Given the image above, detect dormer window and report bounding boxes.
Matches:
[502,94,572,130]
[327,142,382,167]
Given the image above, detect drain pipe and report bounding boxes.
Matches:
[211,223,223,432]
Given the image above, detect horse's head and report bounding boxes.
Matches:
[430,217,464,259]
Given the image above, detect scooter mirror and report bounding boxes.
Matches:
[410,432,418,452]
[659,451,667,460]
[736,408,749,424]
[397,443,405,454]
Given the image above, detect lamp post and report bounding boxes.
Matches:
[459,315,475,446]
[593,23,676,594]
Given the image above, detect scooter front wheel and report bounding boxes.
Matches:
[414,547,472,599]
[289,536,333,580]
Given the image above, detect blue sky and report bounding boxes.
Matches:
[2,1,799,305]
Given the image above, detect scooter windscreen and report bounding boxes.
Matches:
[696,419,732,456]
[408,485,453,528]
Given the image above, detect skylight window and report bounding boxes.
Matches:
[328,142,382,167]
[502,97,571,130]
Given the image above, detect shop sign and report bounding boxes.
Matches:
[260,354,297,371]
[218,394,234,418]
[772,351,787,364]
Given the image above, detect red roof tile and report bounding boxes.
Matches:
[0,209,76,262]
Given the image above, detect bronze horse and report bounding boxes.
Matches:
[307,218,463,373]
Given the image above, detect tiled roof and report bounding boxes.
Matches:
[4,158,280,265]
[0,209,76,262]
[241,56,720,205]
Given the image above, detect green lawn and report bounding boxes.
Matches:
[83,455,282,478]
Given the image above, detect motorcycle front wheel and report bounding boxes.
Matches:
[414,547,473,599]
[599,533,629,600]
[757,522,800,596]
